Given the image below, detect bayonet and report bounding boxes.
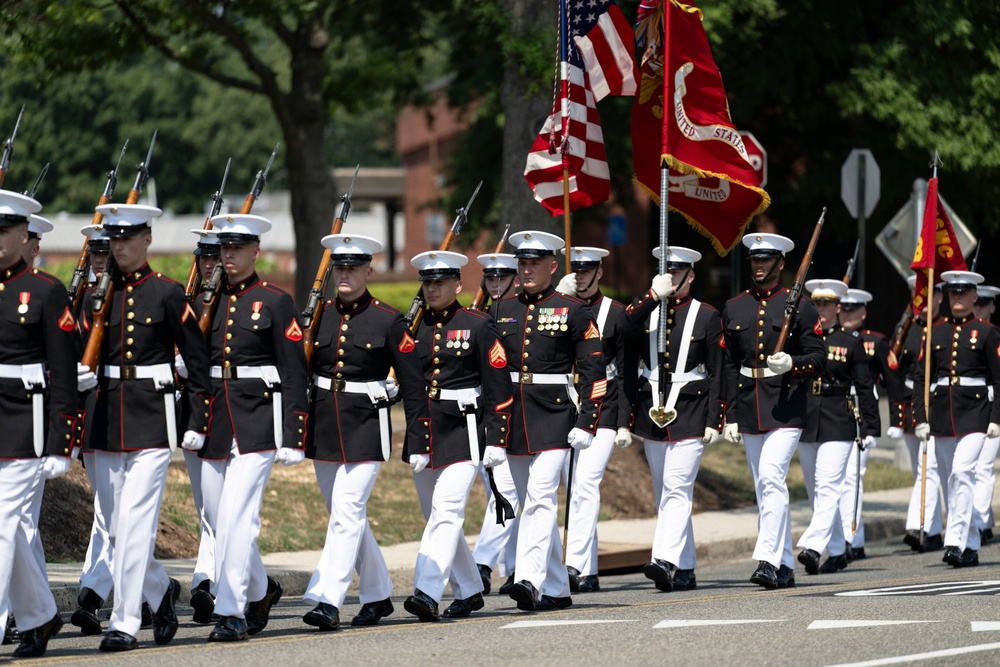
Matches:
[24,162,49,199]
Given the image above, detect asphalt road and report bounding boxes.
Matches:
[21,535,1000,667]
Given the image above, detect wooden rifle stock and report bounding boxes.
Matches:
[302,166,358,367]
[774,207,826,354]
[887,305,914,369]
[471,224,511,312]
[184,159,231,303]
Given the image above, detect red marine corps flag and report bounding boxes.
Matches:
[632,0,770,254]
[523,0,639,217]
[910,172,966,315]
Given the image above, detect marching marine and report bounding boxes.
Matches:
[972,284,1000,544]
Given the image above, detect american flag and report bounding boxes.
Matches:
[524,0,639,217]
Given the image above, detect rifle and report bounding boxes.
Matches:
[0,105,24,188]
[847,394,865,535]
[183,158,231,303]
[402,180,482,333]
[81,131,157,372]
[23,162,49,199]
[842,239,860,285]
[774,207,826,354]
[471,224,511,312]
[970,241,982,273]
[886,305,914,370]
[301,165,359,367]
[69,141,129,312]
[198,144,278,336]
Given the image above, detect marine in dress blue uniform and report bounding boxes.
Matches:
[722,233,826,589]
[972,285,1000,544]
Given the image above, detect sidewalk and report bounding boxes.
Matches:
[46,485,986,612]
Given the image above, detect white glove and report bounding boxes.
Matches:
[77,363,98,392]
[567,427,594,450]
[862,435,877,449]
[614,427,632,448]
[886,426,904,439]
[276,447,305,467]
[70,446,80,461]
[409,453,430,473]
[41,456,71,479]
[703,427,720,444]
[724,423,741,444]
[174,353,188,380]
[988,423,1000,438]
[181,430,205,451]
[915,422,930,441]
[555,273,577,296]
[482,445,507,468]
[386,376,399,400]
[650,273,673,301]
[766,352,793,375]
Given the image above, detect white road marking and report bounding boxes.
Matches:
[808,620,939,630]
[502,620,633,629]
[653,619,784,629]
[972,622,1000,632]
[835,581,1000,597]
[821,641,1000,666]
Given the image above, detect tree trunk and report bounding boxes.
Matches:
[500,0,560,237]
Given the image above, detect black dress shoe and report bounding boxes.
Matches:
[535,595,573,611]
[2,616,15,645]
[903,530,921,550]
[924,533,944,552]
[961,548,980,567]
[443,593,485,618]
[208,616,248,642]
[350,598,394,627]
[844,542,855,562]
[577,575,600,592]
[643,559,675,592]
[851,546,866,559]
[71,587,104,635]
[99,629,137,652]
[750,561,778,589]
[797,549,820,575]
[818,553,848,574]
[13,613,62,658]
[776,565,796,589]
[508,580,539,611]
[152,577,180,645]
[942,545,963,567]
[672,569,697,590]
[191,580,216,625]
[498,573,515,596]
[477,564,492,595]
[246,576,283,636]
[982,528,994,544]
[404,589,440,622]
[566,566,581,594]
[303,603,340,631]
[140,601,152,629]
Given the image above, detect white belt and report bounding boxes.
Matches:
[430,386,482,464]
[212,365,283,451]
[510,372,579,410]
[932,376,987,390]
[314,375,391,460]
[640,366,707,383]
[740,365,779,379]
[0,362,46,456]
[102,362,177,452]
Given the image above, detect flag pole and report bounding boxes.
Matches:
[657,0,671,407]
[919,150,940,547]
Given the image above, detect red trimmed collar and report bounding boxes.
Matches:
[667,293,693,307]
[337,289,373,315]
[223,271,260,295]
[427,300,461,322]
[519,285,555,305]
[750,283,784,300]
[0,258,28,282]
[116,263,154,287]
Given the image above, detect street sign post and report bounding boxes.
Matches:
[841,149,880,288]
[740,132,767,189]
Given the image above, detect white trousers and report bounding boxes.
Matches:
[797,440,852,556]
[936,433,986,551]
[473,459,519,576]
[644,437,703,569]
[202,441,274,617]
[0,459,56,632]
[412,462,482,602]
[973,435,1000,531]
[80,452,113,599]
[305,461,392,609]
[91,449,172,637]
[743,429,800,568]
[562,427,616,576]
[904,434,943,534]
[508,450,571,598]
[184,449,214,590]
[840,443,869,547]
